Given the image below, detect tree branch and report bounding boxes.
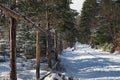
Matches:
[0,4,46,33]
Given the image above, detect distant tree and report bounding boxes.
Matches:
[97,0,120,51]
[79,0,99,43]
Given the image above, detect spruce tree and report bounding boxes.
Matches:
[79,0,99,43]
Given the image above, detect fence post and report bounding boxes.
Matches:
[36,31,40,79]
[10,0,17,80]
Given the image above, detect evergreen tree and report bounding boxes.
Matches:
[79,0,99,43]
[96,0,120,51]
[17,1,77,53]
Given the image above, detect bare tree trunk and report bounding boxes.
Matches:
[36,31,40,79]
[54,30,58,61]
[10,0,17,79]
[46,10,51,68]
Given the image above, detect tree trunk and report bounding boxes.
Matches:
[54,31,58,61]
[46,10,52,68]
[36,31,40,79]
[10,0,17,79]
[59,33,63,54]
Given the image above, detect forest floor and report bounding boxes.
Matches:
[0,43,120,80]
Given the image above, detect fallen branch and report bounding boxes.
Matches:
[0,4,46,33]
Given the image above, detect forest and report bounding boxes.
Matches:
[0,0,120,80]
[78,0,120,53]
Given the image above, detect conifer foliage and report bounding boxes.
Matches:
[79,0,120,52]
[79,0,99,43]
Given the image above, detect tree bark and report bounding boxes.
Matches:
[0,4,46,33]
[10,0,17,79]
[46,10,52,68]
[36,31,40,79]
[54,31,58,61]
[59,33,63,53]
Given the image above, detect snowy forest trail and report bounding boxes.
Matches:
[60,43,120,80]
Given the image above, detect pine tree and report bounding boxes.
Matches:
[97,0,120,51]
[79,0,99,43]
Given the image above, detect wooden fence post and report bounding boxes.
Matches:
[10,0,17,79]
[36,31,40,79]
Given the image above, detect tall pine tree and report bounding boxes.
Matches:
[79,0,99,43]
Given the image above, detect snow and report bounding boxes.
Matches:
[1,43,120,80]
[113,51,120,55]
[44,73,62,80]
[60,43,120,80]
[0,57,48,80]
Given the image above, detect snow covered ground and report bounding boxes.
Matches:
[0,57,48,80]
[60,43,120,80]
[1,43,120,80]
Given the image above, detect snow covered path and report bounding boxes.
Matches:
[60,44,120,80]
